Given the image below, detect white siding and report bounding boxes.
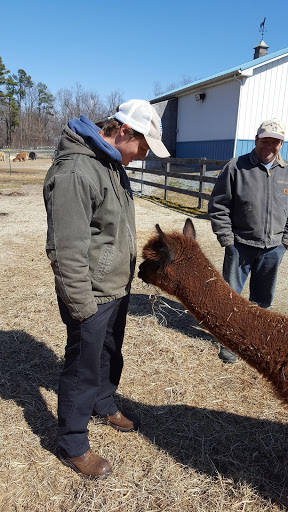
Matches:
[237,56,288,139]
[177,80,240,142]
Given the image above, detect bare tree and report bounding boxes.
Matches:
[151,74,198,98]
[105,90,124,116]
[152,80,163,97]
[16,83,55,147]
[0,53,131,148]
[54,83,108,135]
[180,74,193,86]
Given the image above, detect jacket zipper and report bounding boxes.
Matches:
[263,165,272,244]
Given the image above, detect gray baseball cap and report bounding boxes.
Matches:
[257,119,285,140]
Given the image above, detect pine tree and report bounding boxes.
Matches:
[5,75,20,146]
[0,57,10,146]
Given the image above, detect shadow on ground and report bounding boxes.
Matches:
[129,292,215,344]
[116,394,288,508]
[0,329,61,453]
[1,327,288,507]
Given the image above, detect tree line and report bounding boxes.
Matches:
[0,56,124,149]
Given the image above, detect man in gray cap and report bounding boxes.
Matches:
[208,119,288,363]
[43,100,169,478]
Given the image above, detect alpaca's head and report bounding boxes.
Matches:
[138,218,196,292]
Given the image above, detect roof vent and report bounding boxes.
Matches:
[254,38,269,59]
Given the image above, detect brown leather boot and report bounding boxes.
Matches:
[58,448,111,478]
[99,410,139,432]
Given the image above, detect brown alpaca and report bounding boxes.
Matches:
[13,152,28,162]
[138,218,288,402]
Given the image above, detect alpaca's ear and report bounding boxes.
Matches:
[155,224,177,262]
[183,218,196,239]
[155,224,164,237]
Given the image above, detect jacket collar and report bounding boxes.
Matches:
[249,148,287,168]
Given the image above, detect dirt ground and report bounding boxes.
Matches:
[1,162,288,511]
[1,157,287,313]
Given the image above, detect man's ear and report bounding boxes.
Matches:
[120,124,130,137]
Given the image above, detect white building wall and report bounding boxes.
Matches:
[237,56,288,139]
[177,80,240,142]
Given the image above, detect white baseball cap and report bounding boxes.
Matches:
[114,99,170,158]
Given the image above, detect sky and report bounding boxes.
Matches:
[1,0,288,106]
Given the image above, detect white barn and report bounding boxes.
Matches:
[151,44,288,161]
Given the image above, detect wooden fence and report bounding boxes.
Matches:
[127,156,227,209]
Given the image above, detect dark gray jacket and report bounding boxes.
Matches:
[43,122,136,320]
[208,149,288,248]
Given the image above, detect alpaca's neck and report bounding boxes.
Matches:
[169,245,286,374]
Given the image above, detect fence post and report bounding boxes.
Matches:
[8,148,11,176]
[198,157,207,209]
[164,161,170,200]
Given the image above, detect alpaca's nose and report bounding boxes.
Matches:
[138,261,149,281]
[138,262,144,280]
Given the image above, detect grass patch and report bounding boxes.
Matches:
[1,184,288,511]
[143,195,209,218]
[0,183,21,189]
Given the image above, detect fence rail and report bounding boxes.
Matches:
[127,156,227,209]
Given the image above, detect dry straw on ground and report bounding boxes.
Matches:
[1,161,288,511]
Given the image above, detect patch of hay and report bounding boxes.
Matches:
[1,179,288,511]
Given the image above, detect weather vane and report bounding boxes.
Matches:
[259,17,266,38]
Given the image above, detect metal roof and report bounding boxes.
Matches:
[150,47,288,103]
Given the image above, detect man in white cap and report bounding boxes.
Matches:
[208,119,288,363]
[43,100,169,478]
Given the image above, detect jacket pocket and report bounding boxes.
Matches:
[93,244,114,282]
[233,203,251,223]
[233,203,263,238]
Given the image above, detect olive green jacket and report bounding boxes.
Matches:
[43,124,136,320]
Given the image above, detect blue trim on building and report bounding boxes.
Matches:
[235,140,255,156]
[176,139,288,160]
[236,140,288,160]
[176,140,234,160]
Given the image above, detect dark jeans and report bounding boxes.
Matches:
[57,294,129,457]
[223,241,286,308]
